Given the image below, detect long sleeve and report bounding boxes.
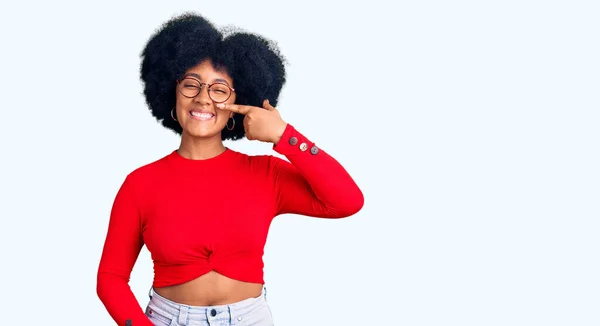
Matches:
[97,174,153,326]
[271,123,364,218]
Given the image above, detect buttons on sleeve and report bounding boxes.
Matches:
[287,134,318,155]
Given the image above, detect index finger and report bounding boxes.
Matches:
[217,103,253,114]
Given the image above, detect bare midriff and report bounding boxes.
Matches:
[153,271,263,306]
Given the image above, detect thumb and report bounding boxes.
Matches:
[263,99,276,111]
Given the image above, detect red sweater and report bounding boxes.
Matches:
[96,124,363,325]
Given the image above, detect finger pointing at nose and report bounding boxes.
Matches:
[216,103,252,114]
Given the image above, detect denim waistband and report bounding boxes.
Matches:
[146,286,268,325]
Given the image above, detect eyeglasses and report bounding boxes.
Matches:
[177,77,235,103]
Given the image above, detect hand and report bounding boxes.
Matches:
[217,99,288,144]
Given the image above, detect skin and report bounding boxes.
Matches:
[154,59,287,306]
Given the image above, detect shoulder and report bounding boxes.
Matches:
[242,151,290,168]
[228,149,290,174]
[121,152,172,186]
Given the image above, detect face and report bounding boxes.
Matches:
[174,59,236,139]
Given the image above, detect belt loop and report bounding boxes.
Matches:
[178,305,188,325]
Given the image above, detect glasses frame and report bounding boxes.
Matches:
[176,77,236,103]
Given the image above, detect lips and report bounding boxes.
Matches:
[189,109,215,121]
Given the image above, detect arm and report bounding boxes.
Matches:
[271,123,364,217]
[97,174,153,326]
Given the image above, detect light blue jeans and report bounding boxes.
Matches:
[145,286,274,326]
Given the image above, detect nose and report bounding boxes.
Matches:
[193,84,212,104]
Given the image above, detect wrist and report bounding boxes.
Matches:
[271,121,288,145]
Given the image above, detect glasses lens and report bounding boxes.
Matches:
[179,78,201,98]
[209,83,231,103]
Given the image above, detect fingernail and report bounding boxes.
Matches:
[216,103,224,108]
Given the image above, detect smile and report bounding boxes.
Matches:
[189,110,215,121]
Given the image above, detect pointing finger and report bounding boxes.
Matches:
[216,103,252,114]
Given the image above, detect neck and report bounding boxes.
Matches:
[178,133,227,160]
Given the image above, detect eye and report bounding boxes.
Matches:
[181,78,202,88]
[211,84,229,94]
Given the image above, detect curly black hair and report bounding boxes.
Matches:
[140,12,287,140]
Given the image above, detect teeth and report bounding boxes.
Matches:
[190,111,214,120]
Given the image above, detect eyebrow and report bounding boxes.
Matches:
[185,73,232,86]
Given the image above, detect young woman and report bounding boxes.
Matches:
[96,12,364,326]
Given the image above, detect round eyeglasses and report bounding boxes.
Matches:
[177,77,235,103]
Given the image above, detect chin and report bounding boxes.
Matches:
[184,129,223,139]
[180,117,225,139]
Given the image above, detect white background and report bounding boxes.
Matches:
[0,1,598,325]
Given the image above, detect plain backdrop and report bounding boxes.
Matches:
[0,1,598,325]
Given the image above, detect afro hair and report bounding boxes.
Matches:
[140,12,287,140]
